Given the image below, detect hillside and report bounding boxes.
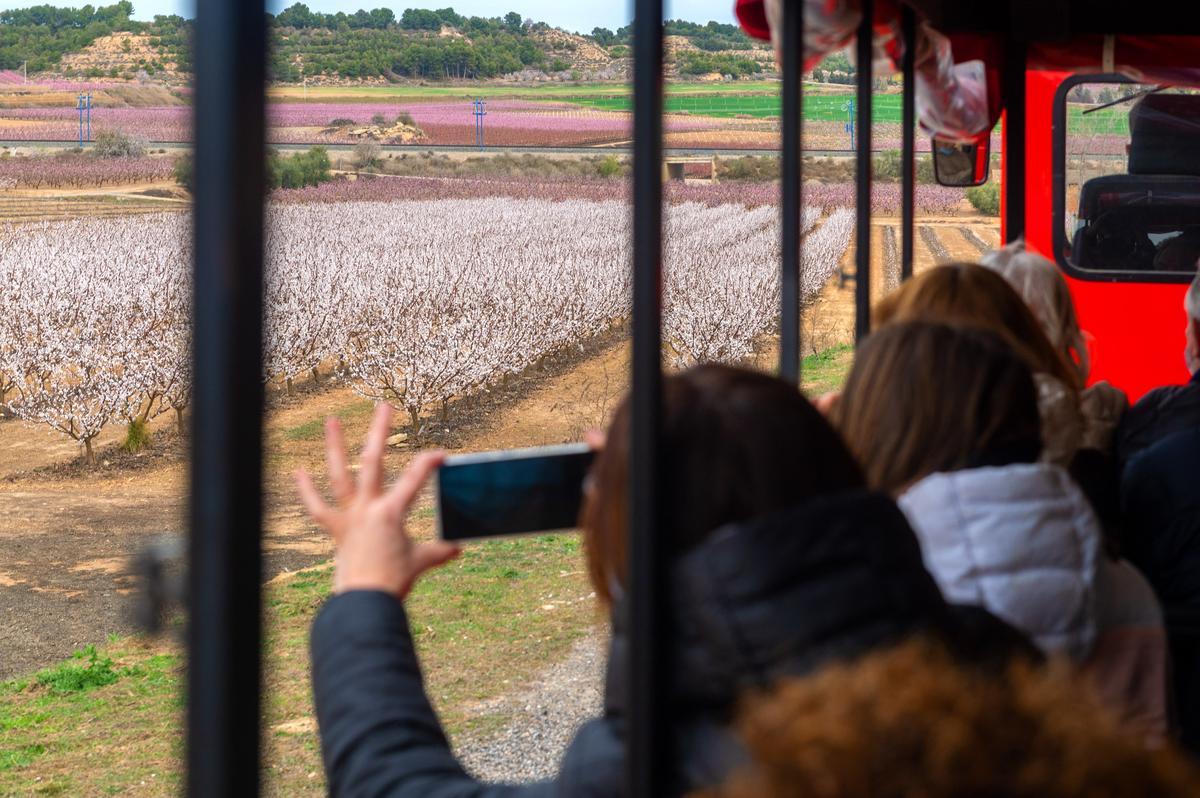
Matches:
[1,2,776,85]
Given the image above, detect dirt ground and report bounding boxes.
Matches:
[803,214,1001,350]
[0,336,631,679]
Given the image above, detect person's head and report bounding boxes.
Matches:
[582,364,865,604]
[981,238,1090,385]
[834,321,1041,495]
[1186,265,1200,374]
[701,639,1200,798]
[874,262,1081,390]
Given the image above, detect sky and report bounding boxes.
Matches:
[0,1,739,33]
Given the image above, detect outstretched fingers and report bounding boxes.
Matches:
[408,541,462,582]
[358,403,394,497]
[324,417,354,505]
[295,468,334,528]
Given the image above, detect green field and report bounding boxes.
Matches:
[1065,105,1130,136]
[567,92,907,121]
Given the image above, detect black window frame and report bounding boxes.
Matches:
[1052,72,1197,284]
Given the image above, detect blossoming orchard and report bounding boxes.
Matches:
[0,198,855,463]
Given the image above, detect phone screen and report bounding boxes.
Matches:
[436,443,596,541]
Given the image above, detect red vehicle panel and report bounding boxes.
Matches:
[1023,70,1191,402]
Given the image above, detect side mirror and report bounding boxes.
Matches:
[932,137,991,187]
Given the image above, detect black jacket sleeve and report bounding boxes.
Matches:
[310,590,557,798]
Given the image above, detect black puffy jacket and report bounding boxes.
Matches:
[1117,371,1200,466]
[1122,426,1200,752]
[310,491,1035,798]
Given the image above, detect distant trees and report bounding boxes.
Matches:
[268,147,332,190]
[677,51,762,78]
[0,1,134,71]
[662,19,755,52]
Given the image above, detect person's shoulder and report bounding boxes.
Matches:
[554,718,624,797]
[1095,559,1164,629]
[1125,426,1200,495]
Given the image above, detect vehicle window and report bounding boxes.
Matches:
[1059,80,1200,279]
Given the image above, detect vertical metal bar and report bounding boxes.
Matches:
[854,0,874,342]
[1003,39,1027,242]
[628,0,665,796]
[900,7,916,282]
[187,0,267,796]
[779,0,804,383]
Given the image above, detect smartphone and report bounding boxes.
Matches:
[436,443,596,541]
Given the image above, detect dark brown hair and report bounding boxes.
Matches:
[833,321,1041,494]
[874,262,1082,390]
[700,639,1199,798]
[582,364,865,604]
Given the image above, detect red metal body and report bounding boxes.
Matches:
[1022,70,1190,401]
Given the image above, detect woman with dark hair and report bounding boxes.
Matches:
[834,321,1169,745]
[298,364,1030,797]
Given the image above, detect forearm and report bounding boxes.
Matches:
[311,591,542,798]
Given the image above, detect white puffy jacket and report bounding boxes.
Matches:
[898,462,1101,660]
[899,462,1168,739]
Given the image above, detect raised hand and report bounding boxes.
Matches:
[295,403,460,601]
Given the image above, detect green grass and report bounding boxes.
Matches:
[33,646,122,695]
[282,399,375,441]
[801,344,855,397]
[1,533,595,796]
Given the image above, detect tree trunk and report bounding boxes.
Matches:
[83,437,95,466]
[285,376,294,396]
[440,398,449,422]
[175,406,185,434]
[407,406,420,432]
[310,367,321,385]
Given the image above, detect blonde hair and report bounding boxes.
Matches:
[702,640,1200,798]
[981,238,1091,386]
[874,262,1082,391]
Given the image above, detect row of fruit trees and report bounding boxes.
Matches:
[0,198,854,463]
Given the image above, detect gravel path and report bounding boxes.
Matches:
[457,630,607,784]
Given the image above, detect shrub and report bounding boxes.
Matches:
[718,155,778,181]
[596,155,622,178]
[269,147,333,190]
[353,138,383,171]
[966,182,1001,216]
[396,111,416,127]
[371,112,388,126]
[93,130,148,158]
[548,57,570,72]
[172,154,193,190]
[328,117,356,127]
[121,418,151,453]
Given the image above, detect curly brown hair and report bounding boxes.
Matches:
[701,640,1198,798]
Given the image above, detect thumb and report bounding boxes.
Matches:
[408,541,462,581]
